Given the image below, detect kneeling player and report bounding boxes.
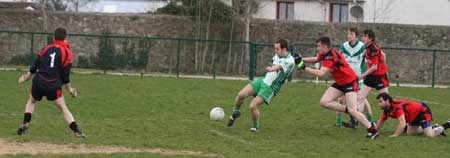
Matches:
[375,93,447,137]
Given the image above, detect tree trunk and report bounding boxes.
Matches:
[41,0,48,32]
[210,43,217,74]
[232,47,238,74]
[240,17,250,74]
[194,1,201,71]
[75,0,79,12]
[225,19,234,74]
[200,5,213,73]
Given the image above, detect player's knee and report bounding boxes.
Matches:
[346,107,358,114]
[237,92,247,100]
[249,104,258,111]
[337,98,344,104]
[357,95,365,102]
[319,99,330,108]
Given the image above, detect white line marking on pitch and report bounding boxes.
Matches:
[370,91,450,107]
[209,129,294,157]
[395,96,450,107]
[209,129,255,146]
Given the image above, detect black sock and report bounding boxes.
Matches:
[349,116,356,122]
[442,122,450,130]
[368,125,377,132]
[69,122,81,133]
[23,113,32,125]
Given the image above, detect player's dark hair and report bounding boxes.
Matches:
[349,27,359,36]
[376,92,393,103]
[363,29,375,42]
[275,39,288,50]
[54,28,67,41]
[316,36,331,48]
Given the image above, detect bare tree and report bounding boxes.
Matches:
[194,0,201,71]
[372,0,399,23]
[41,0,48,32]
[231,0,260,74]
[225,18,234,74]
[200,5,213,72]
[34,0,97,11]
[67,0,97,12]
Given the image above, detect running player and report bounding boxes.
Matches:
[296,36,378,139]
[227,39,295,132]
[336,27,374,127]
[357,30,389,115]
[16,28,85,138]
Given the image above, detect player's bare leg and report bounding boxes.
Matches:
[342,100,371,129]
[54,96,75,124]
[335,96,345,127]
[347,92,379,139]
[377,87,389,94]
[362,99,372,115]
[17,95,37,136]
[357,85,372,112]
[249,96,265,132]
[228,84,254,127]
[320,88,377,139]
[362,99,375,123]
[319,87,346,112]
[54,96,85,138]
[422,126,445,137]
[345,92,372,129]
[407,125,421,135]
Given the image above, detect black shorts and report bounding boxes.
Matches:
[363,74,389,90]
[410,102,433,129]
[31,84,62,101]
[331,80,358,94]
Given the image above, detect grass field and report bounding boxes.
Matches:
[1,70,450,158]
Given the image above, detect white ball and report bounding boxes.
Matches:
[210,107,225,121]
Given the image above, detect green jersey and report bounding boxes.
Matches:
[340,40,366,75]
[262,52,295,94]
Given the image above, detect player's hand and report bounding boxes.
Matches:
[293,53,306,70]
[69,87,78,98]
[18,72,32,84]
[266,66,271,72]
[293,53,302,65]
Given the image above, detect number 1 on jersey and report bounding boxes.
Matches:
[50,52,56,68]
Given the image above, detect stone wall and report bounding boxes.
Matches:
[1,9,450,84]
[0,9,246,76]
[250,19,450,84]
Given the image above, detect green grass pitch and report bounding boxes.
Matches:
[0,71,450,158]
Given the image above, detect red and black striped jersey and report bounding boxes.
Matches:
[380,100,427,123]
[365,43,388,75]
[317,48,357,85]
[30,40,73,88]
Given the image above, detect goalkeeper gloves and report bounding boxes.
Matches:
[293,53,306,70]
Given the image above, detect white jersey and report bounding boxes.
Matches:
[262,52,295,94]
[340,40,366,75]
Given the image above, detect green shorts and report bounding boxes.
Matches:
[251,78,275,104]
[358,79,363,90]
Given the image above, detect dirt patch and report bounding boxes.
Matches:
[0,139,223,157]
